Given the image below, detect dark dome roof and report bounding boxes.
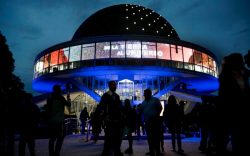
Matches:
[72,4,180,40]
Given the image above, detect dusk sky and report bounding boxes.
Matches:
[1,0,250,95]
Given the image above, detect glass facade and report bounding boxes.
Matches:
[126,41,141,58]
[69,46,81,62]
[142,42,156,58]
[157,43,171,60]
[111,41,125,58]
[96,42,110,59]
[34,40,218,78]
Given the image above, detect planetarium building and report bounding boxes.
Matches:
[33,4,218,111]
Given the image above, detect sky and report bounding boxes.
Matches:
[0,0,250,95]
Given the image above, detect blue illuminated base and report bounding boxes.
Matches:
[32,65,218,102]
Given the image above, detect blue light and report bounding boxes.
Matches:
[32,79,65,92]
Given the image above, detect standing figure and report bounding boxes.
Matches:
[123,99,136,154]
[46,85,71,156]
[216,53,250,155]
[80,107,89,135]
[90,105,103,143]
[197,96,216,153]
[164,95,184,153]
[18,93,40,156]
[99,81,124,156]
[141,89,162,156]
[135,104,145,139]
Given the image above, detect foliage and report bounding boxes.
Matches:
[0,31,25,114]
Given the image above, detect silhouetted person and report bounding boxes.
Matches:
[18,93,40,156]
[46,85,71,156]
[141,89,162,156]
[164,95,184,153]
[135,104,145,139]
[197,96,216,153]
[90,105,103,143]
[123,99,136,154]
[80,107,89,135]
[217,53,250,155]
[99,81,124,156]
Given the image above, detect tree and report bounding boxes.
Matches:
[0,31,15,82]
[0,31,25,155]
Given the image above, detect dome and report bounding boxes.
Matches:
[72,4,180,40]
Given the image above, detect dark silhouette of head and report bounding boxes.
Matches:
[168,95,177,106]
[224,53,244,71]
[53,85,62,95]
[124,99,131,109]
[144,89,152,100]
[108,80,117,92]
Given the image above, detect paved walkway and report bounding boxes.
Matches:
[14,134,210,156]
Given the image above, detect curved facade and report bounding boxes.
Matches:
[33,4,218,106]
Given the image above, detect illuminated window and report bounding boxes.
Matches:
[213,60,217,72]
[69,45,81,62]
[50,50,59,66]
[35,57,44,73]
[44,54,50,68]
[171,45,183,62]
[202,53,209,68]
[111,41,125,58]
[126,41,141,58]
[82,43,95,60]
[96,42,110,59]
[208,57,215,70]
[193,50,203,72]
[142,42,156,58]
[58,48,69,71]
[183,47,194,70]
[183,47,193,63]
[193,50,202,66]
[58,48,69,64]
[157,43,170,60]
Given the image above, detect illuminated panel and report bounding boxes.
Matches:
[58,48,69,64]
[157,43,170,60]
[111,41,125,58]
[183,47,193,63]
[35,56,44,73]
[50,50,59,66]
[213,60,218,77]
[142,42,156,58]
[183,47,194,70]
[82,43,95,60]
[202,53,209,68]
[126,41,141,58]
[213,60,217,72]
[208,57,214,70]
[171,45,183,62]
[44,54,50,68]
[202,53,209,74]
[96,42,110,59]
[69,45,81,62]
[193,50,202,72]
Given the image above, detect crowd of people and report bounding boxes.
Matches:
[0,52,249,156]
